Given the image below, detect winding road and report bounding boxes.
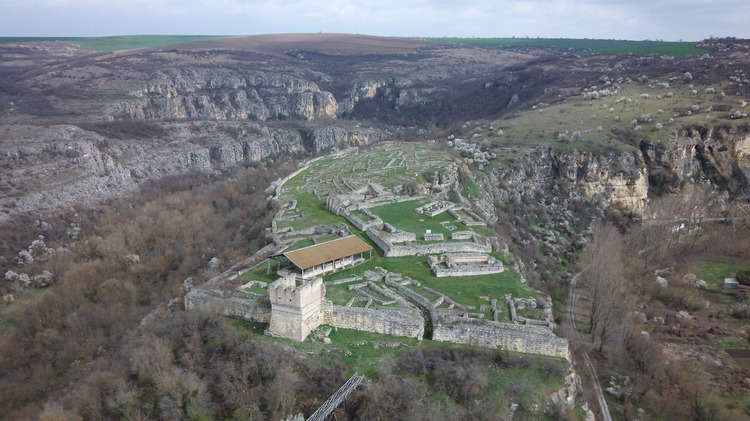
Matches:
[568,268,612,421]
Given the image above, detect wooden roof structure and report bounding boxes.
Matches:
[280,236,372,271]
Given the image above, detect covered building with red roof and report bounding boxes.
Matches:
[269,235,373,279]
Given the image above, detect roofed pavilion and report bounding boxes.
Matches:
[269,235,373,279]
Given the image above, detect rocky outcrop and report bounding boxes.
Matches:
[307,126,388,152]
[678,126,750,196]
[639,125,750,197]
[0,121,384,221]
[105,68,339,121]
[549,149,648,214]
[338,77,430,114]
[491,147,648,215]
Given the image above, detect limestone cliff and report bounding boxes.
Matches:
[306,126,388,152]
[105,68,338,121]
[490,147,647,216]
[338,77,430,114]
[639,125,750,197]
[549,149,648,214]
[678,126,750,195]
[0,121,385,221]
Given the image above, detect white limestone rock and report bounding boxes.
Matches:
[655,276,668,288]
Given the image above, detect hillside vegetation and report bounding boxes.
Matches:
[0,35,227,51]
[1,34,750,420]
[423,37,707,57]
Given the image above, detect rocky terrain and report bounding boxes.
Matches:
[2,34,750,420]
[2,35,749,225]
[2,33,750,289]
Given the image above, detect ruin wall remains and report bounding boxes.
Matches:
[433,317,570,360]
[185,288,272,323]
[322,301,425,339]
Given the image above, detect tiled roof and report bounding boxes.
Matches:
[283,236,372,270]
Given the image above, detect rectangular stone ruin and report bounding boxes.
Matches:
[424,232,445,241]
[428,253,505,277]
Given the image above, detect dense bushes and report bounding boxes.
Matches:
[736,269,750,286]
[0,162,292,418]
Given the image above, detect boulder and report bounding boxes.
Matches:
[676,310,691,319]
[655,276,668,288]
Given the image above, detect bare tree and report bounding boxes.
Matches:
[582,223,631,352]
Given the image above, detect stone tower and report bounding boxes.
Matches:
[267,275,326,341]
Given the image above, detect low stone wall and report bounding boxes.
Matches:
[424,233,444,241]
[185,288,272,323]
[367,226,493,257]
[415,200,456,217]
[462,207,484,223]
[325,275,362,286]
[323,301,424,339]
[341,210,382,231]
[451,231,475,240]
[429,253,505,277]
[432,265,505,278]
[389,231,417,243]
[239,280,267,289]
[366,226,392,252]
[433,317,570,360]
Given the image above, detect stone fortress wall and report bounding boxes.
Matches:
[322,301,425,339]
[428,253,505,278]
[184,156,569,361]
[185,288,272,323]
[433,317,570,360]
[185,274,425,340]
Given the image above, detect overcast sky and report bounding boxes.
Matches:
[1,0,748,41]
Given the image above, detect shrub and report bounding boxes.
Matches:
[737,270,750,286]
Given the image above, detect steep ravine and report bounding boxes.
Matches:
[0,122,385,222]
[481,125,750,279]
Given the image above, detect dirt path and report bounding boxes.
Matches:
[568,268,612,421]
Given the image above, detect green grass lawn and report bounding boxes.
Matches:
[0,35,228,51]
[321,251,534,310]
[325,283,363,305]
[693,260,750,289]
[422,37,706,57]
[236,263,279,284]
[276,193,349,231]
[369,199,489,240]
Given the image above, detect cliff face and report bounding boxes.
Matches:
[0,122,384,221]
[640,126,750,197]
[683,126,750,195]
[338,77,428,114]
[550,149,648,214]
[307,126,388,152]
[106,70,433,124]
[490,147,648,215]
[489,124,750,222]
[105,68,339,121]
